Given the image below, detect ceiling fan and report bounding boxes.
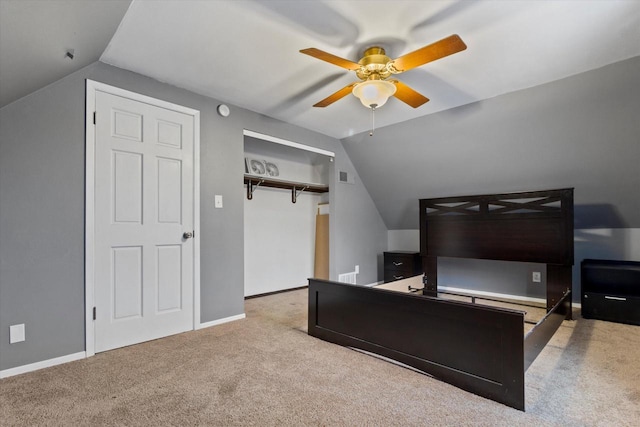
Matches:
[300,34,467,110]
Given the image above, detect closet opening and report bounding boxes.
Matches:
[243,130,334,297]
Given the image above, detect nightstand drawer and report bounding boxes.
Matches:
[384,271,412,283]
[384,252,417,271]
[582,292,640,325]
[384,251,422,283]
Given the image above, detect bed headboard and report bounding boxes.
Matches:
[419,188,574,309]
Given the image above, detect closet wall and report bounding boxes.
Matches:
[243,135,331,296]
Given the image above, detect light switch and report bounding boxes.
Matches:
[214,195,223,208]
[10,324,25,344]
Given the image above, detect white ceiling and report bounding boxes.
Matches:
[2,1,639,140]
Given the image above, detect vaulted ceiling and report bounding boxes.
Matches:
[0,0,131,108]
[2,0,639,139]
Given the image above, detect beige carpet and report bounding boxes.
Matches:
[1,288,639,426]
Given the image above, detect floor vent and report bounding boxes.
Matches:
[338,271,357,284]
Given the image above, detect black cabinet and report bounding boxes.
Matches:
[581,259,640,326]
[384,251,422,283]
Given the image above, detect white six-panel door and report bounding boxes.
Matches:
[90,86,197,353]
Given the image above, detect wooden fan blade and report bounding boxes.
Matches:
[390,34,467,73]
[313,83,358,107]
[390,80,430,108]
[300,48,361,71]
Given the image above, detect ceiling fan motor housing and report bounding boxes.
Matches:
[356,46,393,80]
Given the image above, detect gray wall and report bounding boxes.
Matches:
[330,145,388,282]
[343,56,640,299]
[342,56,640,230]
[0,61,387,371]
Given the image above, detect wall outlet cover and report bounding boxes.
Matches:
[532,271,542,283]
[214,195,223,208]
[10,324,25,344]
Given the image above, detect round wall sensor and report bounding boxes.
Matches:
[217,104,230,117]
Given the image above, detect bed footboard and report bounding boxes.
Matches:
[308,279,526,410]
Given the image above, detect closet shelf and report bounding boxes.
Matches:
[244,175,328,193]
[244,174,328,203]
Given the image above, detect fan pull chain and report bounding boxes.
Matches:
[369,105,376,136]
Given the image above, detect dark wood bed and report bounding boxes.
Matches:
[308,188,573,410]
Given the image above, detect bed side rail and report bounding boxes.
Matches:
[524,290,571,371]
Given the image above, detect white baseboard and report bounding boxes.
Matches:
[0,351,86,379]
[440,285,547,305]
[439,285,581,308]
[1,314,247,379]
[197,313,246,330]
[363,282,583,310]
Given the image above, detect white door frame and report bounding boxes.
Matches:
[85,80,201,357]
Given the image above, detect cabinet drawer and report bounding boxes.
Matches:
[383,251,422,283]
[384,271,413,283]
[384,254,417,272]
[582,292,640,326]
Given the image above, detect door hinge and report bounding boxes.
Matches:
[93,111,96,125]
[93,307,96,320]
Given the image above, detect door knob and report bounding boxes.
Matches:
[183,231,193,239]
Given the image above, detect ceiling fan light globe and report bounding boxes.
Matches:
[352,80,396,109]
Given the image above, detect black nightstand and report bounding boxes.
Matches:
[384,251,422,283]
[581,259,640,325]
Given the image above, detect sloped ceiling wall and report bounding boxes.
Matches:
[341,56,640,231]
[0,0,131,107]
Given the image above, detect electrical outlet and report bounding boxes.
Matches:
[214,195,223,208]
[532,271,542,283]
[10,324,25,344]
[355,265,359,274]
